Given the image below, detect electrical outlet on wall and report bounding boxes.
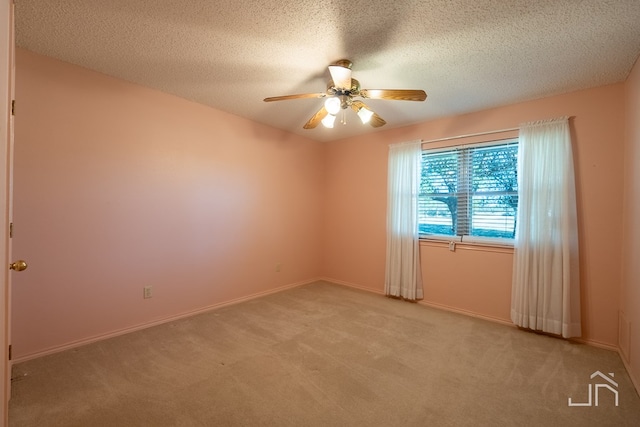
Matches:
[143,286,153,299]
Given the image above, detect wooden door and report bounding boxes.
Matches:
[1,0,14,425]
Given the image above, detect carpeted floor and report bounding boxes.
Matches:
[8,281,640,426]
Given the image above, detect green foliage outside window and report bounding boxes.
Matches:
[419,140,518,240]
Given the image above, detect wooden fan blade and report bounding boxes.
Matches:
[369,112,387,128]
[328,65,352,90]
[350,100,366,111]
[303,106,329,129]
[360,89,427,101]
[263,93,326,102]
[350,100,386,128]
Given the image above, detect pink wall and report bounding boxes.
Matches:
[622,57,640,389]
[12,47,634,362]
[11,49,324,360]
[324,84,626,348]
[419,242,513,323]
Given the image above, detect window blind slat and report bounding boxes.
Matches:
[419,139,518,240]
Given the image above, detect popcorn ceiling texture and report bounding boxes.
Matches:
[14,0,640,142]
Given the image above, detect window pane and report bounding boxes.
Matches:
[469,144,518,238]
[470,145,518,194]
[470,194,518,238]
[419,150,459,236]
[418,197,455,235]
[419,140,518,241]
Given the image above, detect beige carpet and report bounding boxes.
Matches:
[9,281,640,426]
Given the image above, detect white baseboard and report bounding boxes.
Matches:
[618,348,640,398]
[417,299,514,327]
[321,277,515,326]
[13,277,321,364]
[318,277,384,295]
[569,337,619,352]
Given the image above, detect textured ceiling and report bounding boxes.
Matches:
[14,0,640,142]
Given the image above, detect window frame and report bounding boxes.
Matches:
[418,138,519,247]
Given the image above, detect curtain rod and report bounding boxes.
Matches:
[421,126,519,144]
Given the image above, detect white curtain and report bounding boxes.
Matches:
[511,117,581,338]
[385,140,423,300]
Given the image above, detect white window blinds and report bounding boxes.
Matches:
[419,139,518,241]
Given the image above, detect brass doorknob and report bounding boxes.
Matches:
[9,260,28,272]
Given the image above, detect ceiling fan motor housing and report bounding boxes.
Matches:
[332,59,353,69]
[327,78,361,109]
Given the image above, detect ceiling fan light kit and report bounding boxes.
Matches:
[324,97,341,115]
[264,59,427,130]
[357,105,374,124]
[321,114,336,128]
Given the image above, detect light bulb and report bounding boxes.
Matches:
[357,106,374,124]
[324,97,341,115]
[321,114,336,128]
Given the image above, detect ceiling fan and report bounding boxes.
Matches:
[263,59,427,129]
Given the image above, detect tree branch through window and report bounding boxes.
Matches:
[419,140,518,241]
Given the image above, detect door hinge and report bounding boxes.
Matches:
[11,100,15,116]
[9,222,13,238]
[8,345,11,361]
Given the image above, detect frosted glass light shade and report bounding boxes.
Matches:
[357,107,374,124]
[328,65,352,89]
[324,97,341,115]
[321,114,336,128]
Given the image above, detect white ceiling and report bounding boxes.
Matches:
[14,0,640,142]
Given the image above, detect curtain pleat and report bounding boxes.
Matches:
[511,117,581,338]
[385,140,423,300]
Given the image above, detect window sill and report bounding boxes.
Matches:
[419,237,514,254]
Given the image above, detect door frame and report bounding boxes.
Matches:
[0,0,13,425]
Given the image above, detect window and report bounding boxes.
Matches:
[418,139,518,243]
